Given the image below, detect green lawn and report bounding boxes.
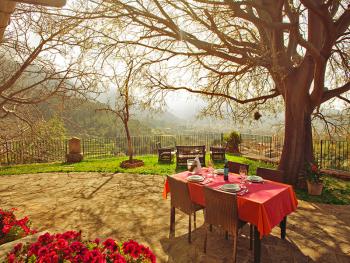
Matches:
[0,154,273,176]
[1,154,349,205]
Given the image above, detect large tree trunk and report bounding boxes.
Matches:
[278,74,314,187]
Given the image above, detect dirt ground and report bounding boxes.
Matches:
[0,172,349,262]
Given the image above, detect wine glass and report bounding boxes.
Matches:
[239,165,247,184]
[207,159,214,178]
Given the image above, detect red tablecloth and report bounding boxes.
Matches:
[163,170,298,238]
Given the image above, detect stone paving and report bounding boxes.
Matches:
[0,172,349,262]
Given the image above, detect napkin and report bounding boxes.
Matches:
[194,155,202,174]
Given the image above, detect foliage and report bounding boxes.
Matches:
[35,116,66,140]
[39,98,152,138]
[296,175,350,205]
[0,208,36,245]
[305,162,324,184]
[224,131,241,153]
[7,231,156,263]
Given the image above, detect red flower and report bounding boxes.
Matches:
[70,241,85,252]
[311,164,318,172]
[57,238,68,249]
[13,243,23,253]
[103,238,118,252]
[38,246,49,257]
[7,253,15,263]
[7,231,156,263]
[2,224,12,234]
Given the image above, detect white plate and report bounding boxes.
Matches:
[220,184,241,192]
[214,169,224,174]
[247,175,263,182]
[187,175,205,182]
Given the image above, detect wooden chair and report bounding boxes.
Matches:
[256,167,284,183]
[256,167,286,240]
[167,175,204,243]
[156,142,174,163]
[227,161,249,174]
[210,145,226,162]
[203,187,247,262]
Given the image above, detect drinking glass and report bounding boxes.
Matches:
[207,159,214,178]
[239,166,247,184]
[187,159,195,172]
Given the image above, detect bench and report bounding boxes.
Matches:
[176,145,206,168]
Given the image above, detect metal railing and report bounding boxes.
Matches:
[314,140,349,171]
[239,134,349,171]
[0,133,348,172]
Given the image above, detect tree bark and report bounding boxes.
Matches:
[279,74,314,186]
[124,121,133,162]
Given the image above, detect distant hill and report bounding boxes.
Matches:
[39,98,153,138]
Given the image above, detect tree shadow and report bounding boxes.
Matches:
[160,225,312,263]
[287,201,350,261]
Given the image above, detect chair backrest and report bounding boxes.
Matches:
[210,146,226,153]
[167,176,193,214]
[176,145,206,155]
[203,187,238,233]
[227,161,249,174]
[256,167,284,183]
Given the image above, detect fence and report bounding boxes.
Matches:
[239,134,349,171]
[0,133,223,165]
[0,133,349,172]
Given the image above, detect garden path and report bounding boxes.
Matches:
[0,172,349,262]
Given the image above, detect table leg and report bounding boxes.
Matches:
[253,226,261,263]
[169,206,175,238]
[280,216,287,240]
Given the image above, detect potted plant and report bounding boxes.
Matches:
[305,162,324,196]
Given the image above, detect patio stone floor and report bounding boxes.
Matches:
[0,172,349,262]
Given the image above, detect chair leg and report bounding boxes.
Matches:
[209,224,213,232]
[169,206,175,237]
[232,230,238,263]
[188,214,192,243]
[194,211,196,229]
[204,224,208,253]
[250,224,253,250]
[225,231,229,240]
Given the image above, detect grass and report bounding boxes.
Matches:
[0,154,273,176]
[1,154,349,205]
[296,176,350,205]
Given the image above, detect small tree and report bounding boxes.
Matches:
[97,50,150,165]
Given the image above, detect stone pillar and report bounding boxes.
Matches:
[66,137,83,163]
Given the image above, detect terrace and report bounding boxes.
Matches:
[1,1,350,262]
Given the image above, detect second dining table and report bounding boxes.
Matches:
[163,168,298,263]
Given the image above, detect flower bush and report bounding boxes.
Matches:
[7,231,156,263]
[0,208,36,245]
[305,162,323,184]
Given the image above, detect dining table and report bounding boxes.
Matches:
[163,169,298,263]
